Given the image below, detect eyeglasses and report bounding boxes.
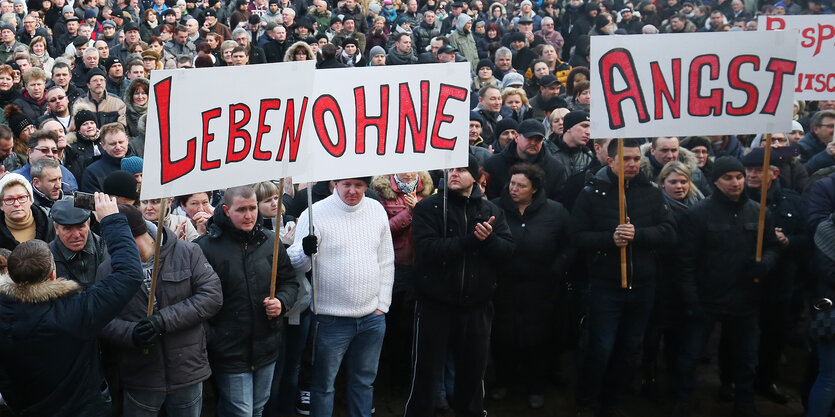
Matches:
[819,124,835,129]
[3,195,29,205]
[47,95,66,102]
[33,146,58,154]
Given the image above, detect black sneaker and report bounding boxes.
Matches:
[296,390,311,416]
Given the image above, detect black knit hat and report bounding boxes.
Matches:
[3,105,33,138]
[74,110,97,129]
[681,136,711,151]
[118,203,148,237]
[466,154,480,180]
[476,58,494,72]
[495,118,518,136]
[103,170,139,202]
[711,156,745,182]
[563,110,590,131]
[86,67,106,83]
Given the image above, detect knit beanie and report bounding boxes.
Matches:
[74,110,97,130]
[103,171,139,202]
[711,156,745,182]
[470,110,484,127]
[0,173,33,202]
[3,105,33,138]
[118,203,148,237]
[121,156,143,175]
[563,110,590,131]
[495,118,518,136]
[476,58,494,72]
[466,154,480,180]
[681,136,710,151]
[501,72,525,90]
[369,45,386,57]
[594,14,610,30]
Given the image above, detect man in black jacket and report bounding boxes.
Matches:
[406,155,514,417]
[570,139,675,417]
[484,119,567,200]
[674,157,780,417]
[49,199,106,289]
[196,185,298,417]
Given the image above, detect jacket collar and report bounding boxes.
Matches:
[0,275,81,303]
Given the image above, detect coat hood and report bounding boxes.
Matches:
[457,14,472,32]
[283,41,315,62]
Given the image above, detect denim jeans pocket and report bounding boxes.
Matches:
[315,314,337,326]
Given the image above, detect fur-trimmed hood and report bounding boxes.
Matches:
[0,274,81,303]
[639,141,699,179]
[283,41,315,63]
[371,172,433,200]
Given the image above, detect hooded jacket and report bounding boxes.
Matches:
[99,227,223,391]
[123,77,149,140]
[0,214,142,417]
[195,205,298,373]
[449,14,478,71]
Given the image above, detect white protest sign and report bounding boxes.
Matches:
[759,15,835,100]
[293,62,471,183]
[590,31,798,138]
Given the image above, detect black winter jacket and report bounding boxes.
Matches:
[677,189,780,314]
[569,167,676,289]
[412,185,514,307]
[0,206,54,251]
[484,141,567,200]
[196,207,298,373]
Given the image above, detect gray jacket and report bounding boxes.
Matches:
[99,227,223,392]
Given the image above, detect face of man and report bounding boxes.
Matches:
[108,62,123,78]
[232,50,248,65]
[607,146,642,180]
[55,221,90,251]
[518,21,533,33]
[127,64,145,79]
[469,120,481,143]
[66,19,78,33]
[479,88,502,113]
[396,35,411,54]
[23,16,36,33]
[438,51,455,63]
[175,29,188,44]
[87,74,106,96]
[282,10,294,24]
[407,0,417,12]
[715,171,745,200]
[516,133,544,159]
[335,179,367,206]
[564,121,590,147]
[710,11,723,27]
[540,83,560,99]
[424,11,435,24]
[814,116,835,143]
[510,38,525,51]
[52,66,70,87]
[46,89,68,114]
[0,138,12,160]
[29,139,58,163]
[495,54,512,71]
[447,167,475,195]
[274,26,286,41]
[102,130,129,158]
[34,166,62,200]
[745,166,778,189]
[429,39,442,55]
[184,19,198,35]
[235,32,249,47]
[26,78,45,100]
[223,195,258,232]
[343,19,355,32]
[671,17,685,31]
[650,137,680,165]
[83,52,99,69]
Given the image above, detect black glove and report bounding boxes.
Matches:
[745,258,770,279]
[302,235,318,256]
[132,314,166,348]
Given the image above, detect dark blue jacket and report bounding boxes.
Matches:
[80,151,123,193]
[0,214,143,417]
[808,171,835,231]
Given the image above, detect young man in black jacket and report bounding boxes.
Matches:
[406,155,514,417]
[570,138,676,417]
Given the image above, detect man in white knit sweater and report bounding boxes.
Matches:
[287,177,395,417]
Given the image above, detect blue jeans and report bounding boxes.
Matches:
[215,363,276,417]
[808,339,835,417]
[122,382,202,417]
[310,312,386,417]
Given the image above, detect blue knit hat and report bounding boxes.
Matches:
[121,156,143,175]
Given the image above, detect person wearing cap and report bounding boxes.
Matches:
[337,0,368,33]
[491,117,518,153]
[472,58,499,93]
[484,118,567,200]
[469,110,494,168]
[0,23,24,63]
[97,203,222,417]
[104,56,130,98]
[0,172,54,251]
[368,44,386,66]
[333,15,366,53]
[405,155,513,417]
[0,192,142,417]
[2,105,36,172]
[51,4,78,44]
[641,136,712,196]
[546,110,594,177]
[49,198,105,288]
[336,37,367,66]
[286,175,393,417]
[74,66,128,128]
[54,14,80,53]
[674,156,779,417]
[436,44,457,63]
[102,170,138,206]
[200,8,232,41]
[448,13,477,71]
[515,0,542,31]
[263,24,291,63]
[569,138,674,417]
[111,21,140,62]
[617,7,643,34]
[528,74,561,121]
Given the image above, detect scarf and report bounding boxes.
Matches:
[393,175,418,194]
[6,209,35,243]
[147,20,158,29]
[340,48,362,66]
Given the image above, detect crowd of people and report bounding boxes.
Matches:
[0,0,832,415]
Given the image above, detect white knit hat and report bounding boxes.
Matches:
[0,173,34,201]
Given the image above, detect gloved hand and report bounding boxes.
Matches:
[302,235,318,256]
[132,314,166,348]
[745,258,770,279]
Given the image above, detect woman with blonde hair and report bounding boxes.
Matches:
[501,87,532,123]
[252,180,296,245]
[28,36,53,77]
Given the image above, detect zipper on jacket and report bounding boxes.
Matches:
[242,240,256,370]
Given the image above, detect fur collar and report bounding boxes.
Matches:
[371,172,434,200]
[0,275,81,303]
[639,141,699,177]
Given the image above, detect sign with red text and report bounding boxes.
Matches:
[293,62,471,183]
[140,62,471,199]
[760,15,835,100]
[590,31,798,138]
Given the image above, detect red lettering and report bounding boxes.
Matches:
[598,48,650,130]
[201,107,221,170]
[650,59,681,120]
[761,58,797,115]
[396,81,429,153]
[765,16,785,31]
[814,24,835,57]
[725,55,759,116]
[801,27,816,48]
[688,54,722,117]
[154,77,196,183]
[277,98,307,162]
[805,73,815,90]
[226,104,252,163]
[253,99,281,161]
[829,74,835,92]
[354,86,389,155]
[431,84,467,150]
[796,73,804,92]
[313,95,346,157]
[815,74,827,92]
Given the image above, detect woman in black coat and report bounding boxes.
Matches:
[489,163,570,409]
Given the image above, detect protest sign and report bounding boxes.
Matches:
[293,62,471,183]
[759,15,835,100]
[141,62,471,199]
[590,31,798,138]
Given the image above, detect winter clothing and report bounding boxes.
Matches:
[370,173,433,266]
[483,140,568,200]
[73,89,127,127]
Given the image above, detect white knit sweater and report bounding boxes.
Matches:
[288,192,395,318]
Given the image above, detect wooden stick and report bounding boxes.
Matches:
[755,134,773,263]
[269,178,285,299]
[618,140,627,289]
[144,198,168,354]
